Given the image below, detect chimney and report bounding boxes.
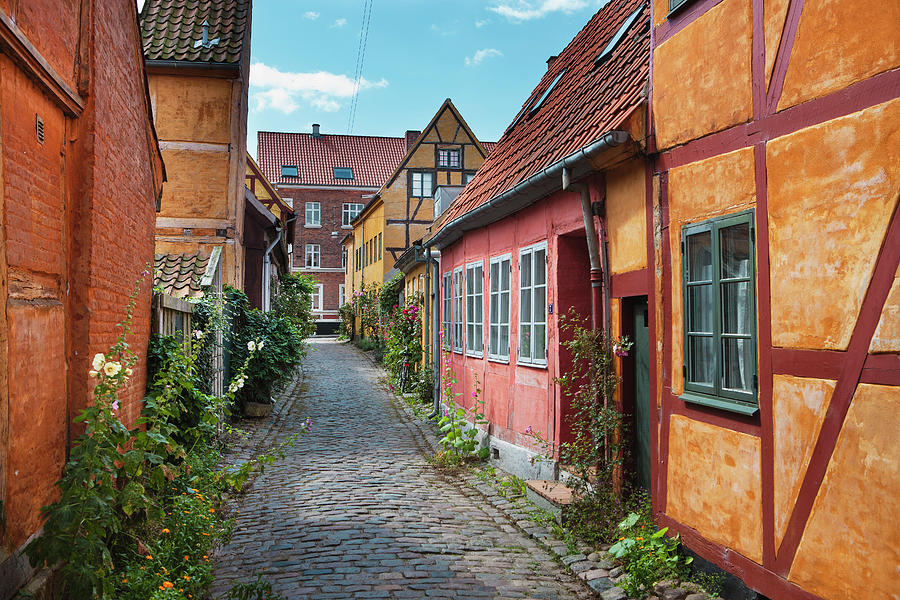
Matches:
[405,130,421,151]
[312,123,322,138]
[546,55,558,70]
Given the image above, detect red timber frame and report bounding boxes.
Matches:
[647,0,900,598]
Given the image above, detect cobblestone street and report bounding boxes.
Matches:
[211,339,593,599]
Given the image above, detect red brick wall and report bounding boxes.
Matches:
[0,0,162,553]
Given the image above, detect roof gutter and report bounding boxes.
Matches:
[425,130,630,250]
[144,59,241,73]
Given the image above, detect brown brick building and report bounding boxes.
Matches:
[258,127,406,333]
[0,1,164,596]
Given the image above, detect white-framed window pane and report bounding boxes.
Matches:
[518,244,546,365]
[342,202,364,227]
[466,262,483,355]
[312,284,323,310]
[453,269,463,352]
[442,272,452,348]
[305,202,321,226]
[305,244,320,268]
[338,284,345,306]
[489,256,510,360]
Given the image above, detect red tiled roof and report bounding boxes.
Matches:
[154,252,213,298]
[482,142,498,155]
[140,0,250,64]
[257,131,407,188]
[437,0,649,226]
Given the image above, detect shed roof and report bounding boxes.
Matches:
[154,250,220,298]
[258,131,407,188]
[435,0,649,229]
[140,0,250,64]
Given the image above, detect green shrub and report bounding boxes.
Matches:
[609,511,693,597]
[271,272,316,339]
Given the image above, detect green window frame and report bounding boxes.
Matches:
[668,0,692,15]
[681,210,758,415]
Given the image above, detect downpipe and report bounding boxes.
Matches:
[426,247,441,420]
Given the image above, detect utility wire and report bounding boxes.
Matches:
[347,0,374,134]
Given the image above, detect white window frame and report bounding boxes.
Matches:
[518,241,548,367]
[305,244,321,268]
[305,202,321,227]
[312,284,324,312]
[452,267,464,353]
[442,271,452,349]
[342,202,364,228]
[465,260,484,358]
[488,253,512,362]
[338,284,345,307]
[411,172,434,198]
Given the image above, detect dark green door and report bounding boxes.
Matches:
[633,299,651,491]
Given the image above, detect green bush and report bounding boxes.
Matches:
[609,512,693,597]
[271,272,316,339]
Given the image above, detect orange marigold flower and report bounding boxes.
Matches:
[161,528,170,534]
[202,555,208,559]
[122,579,128,583]
[184,555,190,561]
[208,508,215,513]
[183,575,190,580]
[201,532,210,536]
[162,581,174,589]
[146,555,153,560]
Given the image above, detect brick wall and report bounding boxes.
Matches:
[0,0,162,562]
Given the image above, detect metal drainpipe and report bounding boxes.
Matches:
[426,247,441,419]
[262,228,283,312]
[562,168,605,332]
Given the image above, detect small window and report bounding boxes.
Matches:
[281,165,298,177]
[305,202,321,227]
[411,172,434,198]
[305,244,321,268]
[669,0,692,15]
[681,211,758,414]
[596,6,643,65]
[453,267,464,353]
[464,172,476,184]
[312,284,324,311]
[442,272,452,350]
[528,69,565,118]
[342,202,364,227]
[518,242,547,366]
[378,233,382,260]
[489,254,511,361]
[339,284,345,306]
[333,167,354,180]
[465,261,484,357]
[438,148,461,169]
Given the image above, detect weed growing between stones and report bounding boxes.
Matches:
[609,512,694,597]
[224,574,287,600]
[435,345,489,463]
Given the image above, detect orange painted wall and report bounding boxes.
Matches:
[666,415,763,564]
[652,0,752,150]
[606,161,647,275]
[788,384,900,598]
[870,265,900,353]
[767,99,900,351]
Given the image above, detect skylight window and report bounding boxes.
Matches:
[281,165,298,177]
[528,69,566,118]
[595,5,643,66]
[333,167,354,180]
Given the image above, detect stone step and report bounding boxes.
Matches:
[524,480,578,521]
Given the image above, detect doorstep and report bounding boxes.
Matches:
[524,479,578,522]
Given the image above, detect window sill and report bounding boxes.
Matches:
[488,355,510,364]
[341,225,352,229]
[680,391,759,417]
[465,350,484,359]
[452,348,464,355]
[304,224,322,229]
[516,360,548,370]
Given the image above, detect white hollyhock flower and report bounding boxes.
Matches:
[88,370,99,378]
[92,353,106,370]
[125,368,133,377]
[257,340,265,350]
[247,341,256,352]
[103,362,122,377]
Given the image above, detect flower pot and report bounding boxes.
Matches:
[242,399,273,418]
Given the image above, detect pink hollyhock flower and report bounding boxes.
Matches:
[525,425,533,435]
[112,400,120,412]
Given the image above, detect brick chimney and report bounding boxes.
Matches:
[546,55,558,70]
[405,130,421,151]
[312,123,322,138]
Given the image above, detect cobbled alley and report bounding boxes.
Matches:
[211,339,593,599]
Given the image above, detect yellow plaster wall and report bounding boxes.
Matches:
[652,0,752,151]
[157,149,230,219]
[771,375,834,548]
[152,75,233,144]
[763,0,790,90]
[356,203,385,285]
[666,415,763,564]
[606,159,647,274]
[789,384,900,598]
[778,0,900,112]
[667,147,757,394]
[767,99,900,350]
[870,265,900,353]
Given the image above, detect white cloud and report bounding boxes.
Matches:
[488,0,590,21]
[249,62,388,115]
[465,48,503,67]
[475,19,490,27]
[332,18,347,28]
[303,11,320,20]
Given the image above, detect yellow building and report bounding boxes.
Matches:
[344,99,494,300]
[141,0,251,289]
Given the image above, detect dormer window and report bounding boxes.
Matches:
[595,6,643,65]
[333,167,354,180]
[281,165,298,177]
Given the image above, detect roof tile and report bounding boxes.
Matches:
[438,0,650,227]
[154,252,211,298]
[140,0,250,64]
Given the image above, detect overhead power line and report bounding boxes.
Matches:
[347,0,374,134]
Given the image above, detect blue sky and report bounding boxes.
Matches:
[245,0,610,157]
